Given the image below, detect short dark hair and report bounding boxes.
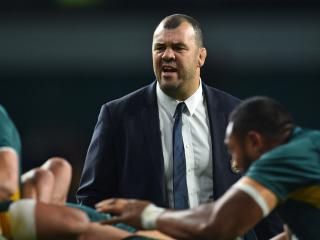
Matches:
[159,14,204,47]
[229,96,295,142]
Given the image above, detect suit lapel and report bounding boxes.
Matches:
[202,83,228,199]
[140,82,167,205]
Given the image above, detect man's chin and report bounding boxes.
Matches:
[158,78,179,92]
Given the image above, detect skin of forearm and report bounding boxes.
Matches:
[0,172,18,199]
[0,150,19,200]
[156,204,215,240]
[0,185,16,201]
[156,189,263,240]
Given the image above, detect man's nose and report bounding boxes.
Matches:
[162,48,175,61]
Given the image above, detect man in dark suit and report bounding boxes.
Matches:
[77,14,282,239]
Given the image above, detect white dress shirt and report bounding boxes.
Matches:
[156,81,213,208]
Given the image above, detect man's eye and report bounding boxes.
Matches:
[174,46,185,52]
[154,46,165,51]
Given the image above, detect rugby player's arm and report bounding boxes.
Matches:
[156,177,278,240]
[0,147,19,201]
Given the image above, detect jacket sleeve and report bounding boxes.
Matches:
[76,104,118,207]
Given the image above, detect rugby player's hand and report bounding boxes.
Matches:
[95,198,150,229]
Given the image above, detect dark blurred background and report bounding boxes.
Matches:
[1,1,319,202]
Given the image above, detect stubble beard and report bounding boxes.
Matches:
[156,65,198,100]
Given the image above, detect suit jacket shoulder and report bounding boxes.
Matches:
[202,83,240,114]
[103,82,157,117]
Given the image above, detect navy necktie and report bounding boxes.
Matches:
[173,102,189,209]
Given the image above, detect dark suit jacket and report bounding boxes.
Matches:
[77,81,283,239]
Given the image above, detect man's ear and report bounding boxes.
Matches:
[198,47,207,67]
[246,131,264,153]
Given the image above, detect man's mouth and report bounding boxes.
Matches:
[162,65,177,73]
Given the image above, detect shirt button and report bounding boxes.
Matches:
[185,144,190,148]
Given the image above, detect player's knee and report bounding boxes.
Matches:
[22,168,55,187]
[33,168,55,186]
[44,157,72,176]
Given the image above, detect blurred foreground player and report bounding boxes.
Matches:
[0,103,71,205]
[0,105,172,240]
[96,96,320,240]
[0,105,133,239]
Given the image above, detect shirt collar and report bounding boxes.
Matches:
[156,80,203,118]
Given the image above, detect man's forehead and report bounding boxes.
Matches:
[153,21,195,41]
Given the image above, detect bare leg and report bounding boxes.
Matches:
[77,223,132,240]
[21,168,54,203]
[35,202,88,240]
[35,203,131,240]
[41,157,72,204]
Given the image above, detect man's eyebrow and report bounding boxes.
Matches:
[153,42,187,47]
[153,42,165,46]
[172,43,188,48]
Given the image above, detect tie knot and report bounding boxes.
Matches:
[174,102,186,118]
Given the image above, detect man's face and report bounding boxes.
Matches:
[224,123,257,172]
[152,21,206,100]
